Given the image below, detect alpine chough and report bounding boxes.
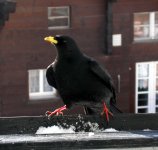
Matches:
[44,35,121,122]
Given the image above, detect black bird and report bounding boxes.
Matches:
[44,35,121,122]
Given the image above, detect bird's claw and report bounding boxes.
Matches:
[101,102,113,123]
[45,105,67,119]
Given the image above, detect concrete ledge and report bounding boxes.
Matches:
[1,114,158,149]
[1,113,158,134]
[0,131,158,149]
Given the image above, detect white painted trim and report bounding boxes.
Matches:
[135,61,158,113]
[150,12,155,39]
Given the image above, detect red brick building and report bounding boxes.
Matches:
[0,0,158,116]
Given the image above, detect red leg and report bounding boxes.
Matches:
[102,102,113,123]
[45,105,67,118]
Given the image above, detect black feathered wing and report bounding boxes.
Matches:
[46,64,58,89]
[89,60,116,104]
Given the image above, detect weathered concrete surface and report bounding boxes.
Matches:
[0,131,158,149]
[1,114,158,149]
[1,114,158,134]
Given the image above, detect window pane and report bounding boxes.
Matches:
[48,7,69,17]
[134,13,149,26]
[155,25,158,37]
[43,70,53,92]
[138,94,148,106]
[156,64,158,76]
[48,7,69,28]
[156,79,158,91]
[29,70,39,93]
[138,108,148,113]
[134,13,150,39]
[48,18,69,27]
[138,79,148,91]
[156,93,158,105]
[134,26,149,38]
[138,64,149,78]
[155,12,158,24]
[155,12,158,37]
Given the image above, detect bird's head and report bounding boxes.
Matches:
[44,35,82,59]
[44,35,76,47]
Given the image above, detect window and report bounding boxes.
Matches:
[48,6,70,29]
[134,12,158,41]
[135,62,158,113]
[28,69,54,100]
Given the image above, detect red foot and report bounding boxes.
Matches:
[102,102,113,123]
[45,105,67,118]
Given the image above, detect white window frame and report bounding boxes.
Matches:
[28,69,54,100]
[48,6,70,30]
[134,11,158,41]
[135,61,158,113]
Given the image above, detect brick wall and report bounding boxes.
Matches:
[0,0,158,116]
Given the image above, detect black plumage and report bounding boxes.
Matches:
[45,35,121,119]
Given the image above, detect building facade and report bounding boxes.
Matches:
[0,0,158,116]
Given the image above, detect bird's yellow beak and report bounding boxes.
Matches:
[44,36,58,44]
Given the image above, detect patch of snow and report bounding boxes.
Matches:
[103,128,119,132]
[36,115,118,134]
[36,125,118,134]
[82,121,100,132]
[143,129,151,131]
[36,125,75,134]
[88,132,95,137]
